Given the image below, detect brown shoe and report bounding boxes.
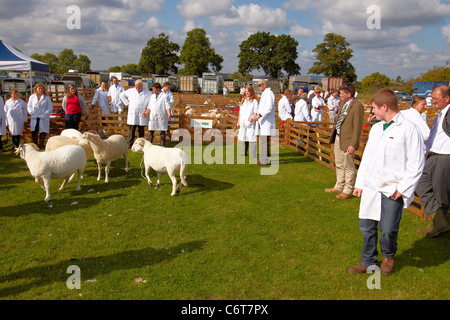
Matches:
[380,257,394,276]
[324,188,342,194]
[336,192,353,200]
[347,264,367,274]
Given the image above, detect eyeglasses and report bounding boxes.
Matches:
[431,96,442,101]
[257,84,264,87]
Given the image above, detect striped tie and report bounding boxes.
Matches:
[335,102,349,133]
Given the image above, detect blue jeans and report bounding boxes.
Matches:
[359,193,404,267]
[65,113,82,131]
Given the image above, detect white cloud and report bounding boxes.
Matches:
[176,0,234,20]
[442,24,450,43]
[290,25,314,38]
[211,4,290,32]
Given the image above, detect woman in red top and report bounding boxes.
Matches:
[62,84,87,130]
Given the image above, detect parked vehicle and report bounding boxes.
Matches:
[178,75,199,93]
[412,81,449,97]
[396,91,412,101]
[61,72,96,89]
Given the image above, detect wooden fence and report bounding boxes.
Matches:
[283,119,428,221]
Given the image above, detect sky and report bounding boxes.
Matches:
[1,0,450,81]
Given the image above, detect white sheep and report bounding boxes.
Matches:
[45,135,93,160]
[185,107,198,116]
[131,138,188,196]
[16,143,86,202]
[79,132,128,183]
[60,128,83,139]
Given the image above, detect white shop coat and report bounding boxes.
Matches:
[294,99,311,122]
[0,97,6,136]
[399,108,430,145]
[27,94,53,133]
[311,96,325,122]
[108,84,125,112]
[278,95,293,121]
[163,89,175,115]
[120,87,151,126]
[355,112,425,221]
[147,91,170,131]
[238,98,258,142]
[92,87,110,114]
[256,87,276,136]
[5,98,28,135]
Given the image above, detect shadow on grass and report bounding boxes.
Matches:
[177,174,234,196]
[277,150,315,165]
[396,232,450,271]
[0,240,207,298]
[0,194,126,217]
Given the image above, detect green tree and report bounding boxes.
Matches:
[238,32,300,78]
[57,49,77,73]
[361,72,390,88]
[74,54,91,73]
[108,66,122,72]
[179,28,223,77]
[121,63,139,75]
[417,66,450,82]
[231,71,253,82]
[308,33,356,83]
[31,53,59,74]
[138,33,180,75]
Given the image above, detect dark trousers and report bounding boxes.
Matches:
[148,130,167,146]
[416,154,450,215]
[11,135,21,148]
[31,118,46,149]
[65,113,82,131]
[359,194,403,267]
[128,125,145,148]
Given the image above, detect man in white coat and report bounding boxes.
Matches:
[253,79,276,166]
[278,89,293,126]
[120,79,151,148]
[144,82,171,146]
[108,76,125,114]
[348,89,425,276]
[91,82,110,114]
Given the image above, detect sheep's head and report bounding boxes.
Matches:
[79,132,91,147]
[131,138,145,153]
[15,143,37,159]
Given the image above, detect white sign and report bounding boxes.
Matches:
[190,119,213,129]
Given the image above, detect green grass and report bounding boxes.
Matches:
[0,141,449,300]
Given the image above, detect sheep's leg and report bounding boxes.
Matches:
[145,165,153,186]
[42,176,51,202]
[124,152,128,173]
[59,177,70,191]
[35,177,45,190]
[68,172,76,183]
[169,173,178,196]
[156,172,161,187]
[97,161,102,181]
[105,161,111,183]
[76,170,82,191]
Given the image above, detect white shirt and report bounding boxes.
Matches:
[147,91,171,131]
[120,88,152,126]
[294,99,311,122]
[163,89,174,115]
[427,104,450,154]
[5,98,28,135]
[108,83,125,112]
[238,98,258,142]
[278,96,293,121]
[27,94,53,133]
[311,96,325,122]
[355,112,425,221]
[327,96,340,113]
[92,87,110,114]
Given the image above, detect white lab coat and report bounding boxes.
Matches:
[278,95,293,121]
[399,108,430,144]
[238,98,258,142]
[120,88,151,126]
[164,89,175,115]
[27,94,53,133]
[355,112,425,221]
[256,87,276,136]
[92,88,110,114]
[311,96,325,122]
[0,97,6,136]
[108,84,125,112]
[5,98,28,135]
[148,91,170,131]
[294,99,311,122]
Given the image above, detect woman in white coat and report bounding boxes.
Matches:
[294,93,312,122]
[27,83,53,149]
[0,96,6,151]
[237,85,258,157]
[143,82,171,146]
[5,89,28,148]
[311,87,326,122]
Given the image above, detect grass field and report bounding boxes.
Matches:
[0,141,449,300]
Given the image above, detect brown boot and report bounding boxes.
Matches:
[426,209,450,238]
[347,264,367,274]
[324,188,342,194]
[336,192,353,200]
[380,257,394,276]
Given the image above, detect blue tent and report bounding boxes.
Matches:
[0,39,49,73]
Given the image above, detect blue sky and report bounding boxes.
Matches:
[1,0,449,81]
